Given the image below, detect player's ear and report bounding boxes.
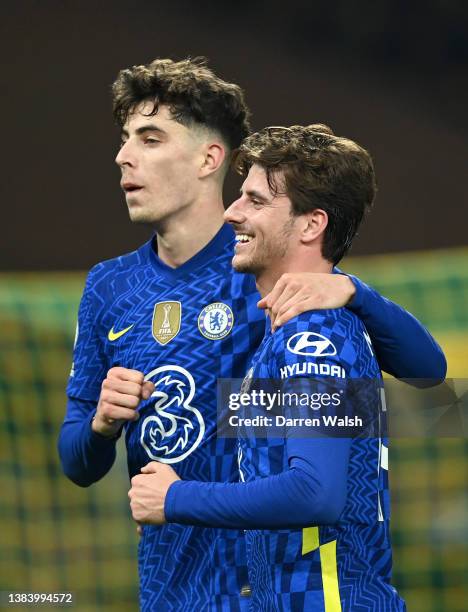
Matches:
[300,209,328,244]
[199,141,226,178]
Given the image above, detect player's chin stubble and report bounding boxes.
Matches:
[232,256,250,274]
[232,250,265,276]
[127,206,156,225]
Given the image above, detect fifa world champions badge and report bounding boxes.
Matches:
[198,302,234,340]
[152,301,182,345]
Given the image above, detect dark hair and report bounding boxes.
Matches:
[112,57,250,150]
[233,124,376,264]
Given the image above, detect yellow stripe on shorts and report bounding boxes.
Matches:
[302,526,319,555]
[319,539,342,611]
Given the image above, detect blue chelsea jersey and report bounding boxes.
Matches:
[238,310,405,612]
[67,224,266,611]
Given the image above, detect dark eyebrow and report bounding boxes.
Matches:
[241,188,269,202]
[121,125,167,138]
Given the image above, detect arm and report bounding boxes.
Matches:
[59,269,114,486]
[259,272,446,382]
[129,437,350,529]
[347,273,446,382]
[59,369,154,487]
[58,397,119,487]
[165,438,349,529]
[59,268,153,486]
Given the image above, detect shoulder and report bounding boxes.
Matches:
[270,309,376,376]
[78,241,152,317]
[89,241,150,279]
[272,308,363,350]
[84,241,151,295]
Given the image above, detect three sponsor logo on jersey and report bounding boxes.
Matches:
[140,365,205,464]
[103,301,233,463]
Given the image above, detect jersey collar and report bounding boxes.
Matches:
[145,223,235,281]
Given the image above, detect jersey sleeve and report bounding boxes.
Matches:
[59,267,116,486]
[345,272,446,383]
[165,437,349,529]
[165,313,354,529]
[57,397,119,487]
[66,266,109,402]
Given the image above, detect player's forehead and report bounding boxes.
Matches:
[242,164,287,200]
[242,164,269,192]
[121,102,184,136]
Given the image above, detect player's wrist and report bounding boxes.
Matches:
[343,273,364,310]
[91,414,122,439]
[342,275,356,304]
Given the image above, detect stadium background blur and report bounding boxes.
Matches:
[1,2,467,610]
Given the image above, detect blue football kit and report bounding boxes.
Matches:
[59,224,444,611]
[166,310,406,610]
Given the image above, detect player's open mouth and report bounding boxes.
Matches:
[235,233,254,248]
[122,182,143,193]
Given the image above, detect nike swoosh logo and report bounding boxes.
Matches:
[108,324,134,341]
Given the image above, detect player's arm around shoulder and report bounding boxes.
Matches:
[261,270,446,383]
[259,272,355,331]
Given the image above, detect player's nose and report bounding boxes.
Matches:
[224,197,247,226]
[115,139,136,167]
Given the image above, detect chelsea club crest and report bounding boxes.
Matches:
[198,302,234,340]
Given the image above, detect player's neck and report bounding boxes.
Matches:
[155,197,226,268]
[256,257,333,299]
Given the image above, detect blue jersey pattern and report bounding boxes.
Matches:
[238,310,406,611]
[67,225,266,611]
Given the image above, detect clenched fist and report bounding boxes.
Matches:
[92,367,155,437]
[129,462,180,525]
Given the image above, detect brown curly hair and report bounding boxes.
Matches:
[233,124,376,264]
[112,57,250,151]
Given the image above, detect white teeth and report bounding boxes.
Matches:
[235,234,253,243]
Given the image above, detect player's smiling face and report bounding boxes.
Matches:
[224,164,298,280]
[115,101,208,226]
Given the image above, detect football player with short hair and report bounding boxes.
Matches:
[129,124,406,610]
